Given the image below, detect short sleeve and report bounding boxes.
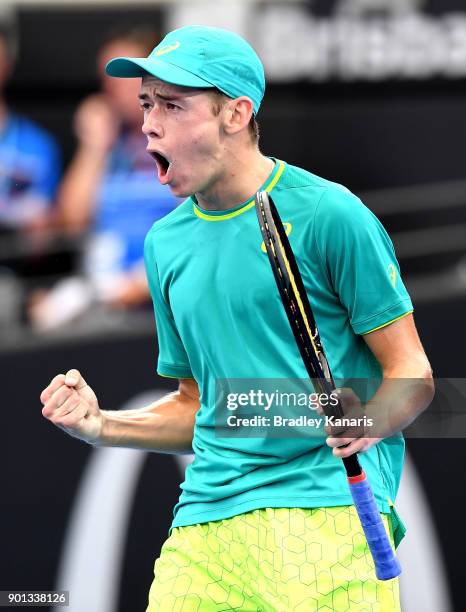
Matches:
[314,188,413,335]
[144,232,193,378]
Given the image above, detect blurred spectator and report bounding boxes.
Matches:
[0,22,61,239]
[30,27,179,331]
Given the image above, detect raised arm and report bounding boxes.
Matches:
[58,95,118,233]
[40,369,199,454]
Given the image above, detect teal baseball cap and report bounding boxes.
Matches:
[105,25,265,115]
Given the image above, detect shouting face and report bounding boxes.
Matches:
[139,76,228,200]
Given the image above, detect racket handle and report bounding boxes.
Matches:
[348,471,402,581]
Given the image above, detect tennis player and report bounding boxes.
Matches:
[41,26,434,611]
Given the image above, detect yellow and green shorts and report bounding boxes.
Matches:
[147,506,400,611]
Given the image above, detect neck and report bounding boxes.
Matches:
[195,147,275,211]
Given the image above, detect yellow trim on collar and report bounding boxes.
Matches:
[193,160,285,221]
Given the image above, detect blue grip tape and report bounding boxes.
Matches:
[349,474,402,581]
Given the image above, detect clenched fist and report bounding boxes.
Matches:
[41,370,103,444]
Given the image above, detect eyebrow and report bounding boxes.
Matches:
[138,91,182,102]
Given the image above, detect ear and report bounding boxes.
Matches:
[222,96,254,136]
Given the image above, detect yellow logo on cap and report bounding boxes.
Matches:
[155,41,181,56]
[261,223,292,253]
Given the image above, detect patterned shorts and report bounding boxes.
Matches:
[147,506,400,611]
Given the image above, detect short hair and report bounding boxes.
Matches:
[209,89,260,145]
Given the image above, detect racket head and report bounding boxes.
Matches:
[255,190,337,400]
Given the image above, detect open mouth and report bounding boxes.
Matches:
[151,152,170,179]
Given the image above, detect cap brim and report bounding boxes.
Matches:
[105,56,215,89]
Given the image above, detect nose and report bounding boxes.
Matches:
[142,108,163,139]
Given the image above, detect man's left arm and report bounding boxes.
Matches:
[327,313,435,458]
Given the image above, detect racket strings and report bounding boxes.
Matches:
[264,248,322,382]
[269,227,323,365]
[261,199,325,372]
[260,201,337,403]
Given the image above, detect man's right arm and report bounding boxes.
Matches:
[40,369,198,454]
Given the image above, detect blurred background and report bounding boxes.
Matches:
[1,0,465,610]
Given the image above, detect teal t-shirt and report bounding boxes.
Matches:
[144,159,413,530]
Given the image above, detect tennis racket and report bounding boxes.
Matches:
[255,190,401,581]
